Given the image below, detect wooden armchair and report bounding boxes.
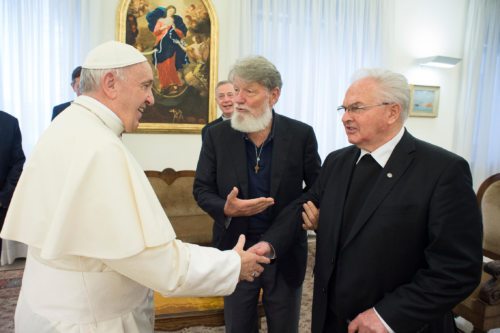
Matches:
[145,168,265,331]
[454,173,500,332]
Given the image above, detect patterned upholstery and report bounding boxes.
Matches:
[146,168,213,246]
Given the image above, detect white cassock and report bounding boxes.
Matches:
[0,95,240,333]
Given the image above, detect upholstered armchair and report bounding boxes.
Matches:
[145,168,213,245]
[454,173,500,332]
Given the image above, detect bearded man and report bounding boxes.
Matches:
[193,55,321,333]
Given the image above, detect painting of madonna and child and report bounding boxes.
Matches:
[119,0,217,132]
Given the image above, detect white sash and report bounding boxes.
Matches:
[20,253,151,325]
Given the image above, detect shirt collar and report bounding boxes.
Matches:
[358,126,405,167]
[221,114,231,121]
[73,95,124,136]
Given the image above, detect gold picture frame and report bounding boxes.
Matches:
[409,85,440,118]
[116,0,218,133]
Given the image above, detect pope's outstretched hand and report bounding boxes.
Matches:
[233,235,270,281]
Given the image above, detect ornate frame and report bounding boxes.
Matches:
[116,0,218,133]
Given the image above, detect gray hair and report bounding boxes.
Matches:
[80,67,127,93]
[228,56,282,90]
[351,68,410,122]
[216,80,233,89]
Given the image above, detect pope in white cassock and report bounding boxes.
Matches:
[0,41,269,333]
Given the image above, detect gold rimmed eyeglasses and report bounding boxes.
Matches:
[337,102,391,114]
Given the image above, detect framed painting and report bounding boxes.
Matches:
[116,0,218,133]
[409,85,440,118]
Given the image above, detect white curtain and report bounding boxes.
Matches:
[0,0,82,156]
[0,0,82,265]
[233,0,391,158]
[453,0,500,187]
[0,0,390,160]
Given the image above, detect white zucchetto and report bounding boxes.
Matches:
[83,41,147,69]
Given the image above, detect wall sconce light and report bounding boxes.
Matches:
[418,56,461,69]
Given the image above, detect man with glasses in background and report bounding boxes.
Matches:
[251,68,483,333]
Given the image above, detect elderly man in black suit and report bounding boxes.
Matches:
[194,56,321,333]
[0,111,25,256]
[251,68,483,333]
[51,66,82,120]
[201,80,236,141]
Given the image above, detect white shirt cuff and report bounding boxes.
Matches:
[265,242,276,259]
[224,216,232,228]
[373,307,394,333]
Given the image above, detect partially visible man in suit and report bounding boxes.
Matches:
[0,111,25,256]
[201,80,235,141]
[51,66,82,120]
[251,68,483,333]
[194,56,321,333]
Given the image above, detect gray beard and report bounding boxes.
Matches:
[231,106,272,133]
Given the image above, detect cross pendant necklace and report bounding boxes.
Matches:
[254,144,264,174]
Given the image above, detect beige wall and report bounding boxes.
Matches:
[387,0,467,151]
[84,0,468,171]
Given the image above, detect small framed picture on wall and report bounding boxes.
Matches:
[409,85,440,117]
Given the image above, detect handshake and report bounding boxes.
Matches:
[233,235,274,282]
[231,200,319,282]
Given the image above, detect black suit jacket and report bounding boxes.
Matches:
[193,112,321,287]
[262,130,483,333]
[51,101,72,120]
[0,111,25,228]
[201,116,224,141]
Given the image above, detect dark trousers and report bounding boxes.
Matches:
[224,262,302,333]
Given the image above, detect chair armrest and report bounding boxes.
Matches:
[479,260,500,305]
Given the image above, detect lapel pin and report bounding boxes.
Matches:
[387,172,393,178]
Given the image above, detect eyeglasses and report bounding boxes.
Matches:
[336,102,391,114]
